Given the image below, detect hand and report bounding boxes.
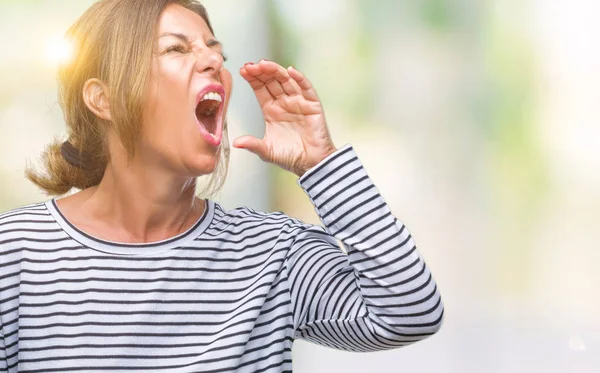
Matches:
[235,60,337,177]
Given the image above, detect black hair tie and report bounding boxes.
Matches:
[60,141,90,169]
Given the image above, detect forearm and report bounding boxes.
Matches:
[295,145,444,347]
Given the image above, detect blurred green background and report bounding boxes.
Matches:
[0,0,598,372]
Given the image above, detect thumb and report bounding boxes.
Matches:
[233,135,269,161]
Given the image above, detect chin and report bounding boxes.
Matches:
[186,151,221,176]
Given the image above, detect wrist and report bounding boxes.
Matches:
[296,146,338,178]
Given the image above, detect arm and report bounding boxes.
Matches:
[235,60,444,350]
[285,145,443,351]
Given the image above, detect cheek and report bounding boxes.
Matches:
[154,61,190,107]
[144,60,193,140]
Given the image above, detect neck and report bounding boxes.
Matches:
[79,156,205,243]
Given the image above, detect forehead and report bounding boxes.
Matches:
[157,3,212,38]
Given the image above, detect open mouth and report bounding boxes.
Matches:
[195,86,224,146]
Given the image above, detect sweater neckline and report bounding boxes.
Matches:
[45,198,213,255]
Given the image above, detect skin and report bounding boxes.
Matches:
[56,4,337,244]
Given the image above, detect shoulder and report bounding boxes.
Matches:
[210,202,305,233]
[209,202,333,244]
[0,200,55,248]
[0,200,52,228]
[209,202,331,242]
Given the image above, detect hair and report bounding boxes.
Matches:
[25,0,229,197]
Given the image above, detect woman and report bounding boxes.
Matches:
[0,0,444,372]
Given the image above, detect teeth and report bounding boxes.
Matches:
[201,91,222,102]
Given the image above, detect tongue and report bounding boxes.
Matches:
[195,103,217,134]
[198,114,216,134]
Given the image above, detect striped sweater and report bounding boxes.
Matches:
[0,145,444,373]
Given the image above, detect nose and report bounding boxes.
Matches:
[194,48,223,76]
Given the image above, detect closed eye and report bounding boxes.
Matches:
[163,44,188,54]
[162,41,227,61]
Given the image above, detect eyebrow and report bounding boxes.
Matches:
[159,32,222,48]
[159,32,192,42]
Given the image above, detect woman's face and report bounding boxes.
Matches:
[140,4,232,176]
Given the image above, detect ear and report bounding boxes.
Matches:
[82,78,112,121]
[219,68,233,116]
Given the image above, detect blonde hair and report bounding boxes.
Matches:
[26,0,229,197]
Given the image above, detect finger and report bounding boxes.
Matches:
[244,61,285,98]
[232,135,270,161]
[240,65,273,105]
[260,61,302,96]
[288,66,319,101]
[246,60,301,98]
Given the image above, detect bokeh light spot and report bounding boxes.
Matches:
[45,35,74,66]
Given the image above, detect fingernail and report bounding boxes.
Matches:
[260,58,269,62]
[244,62,254,66]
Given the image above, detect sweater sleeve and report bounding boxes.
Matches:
[0,331,6,372]
[284,144,444,352]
